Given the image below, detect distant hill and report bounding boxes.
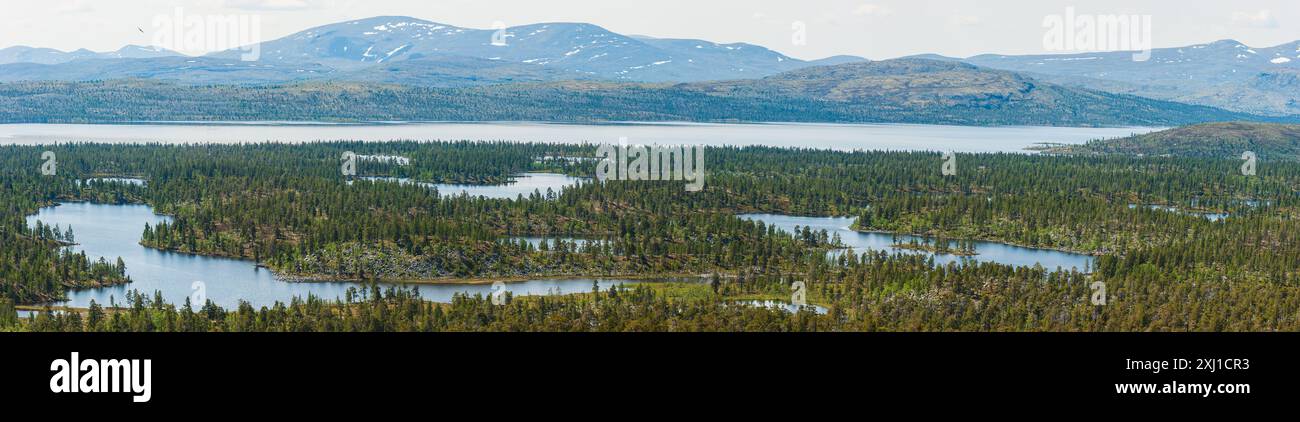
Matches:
[0,45,180,65]
[327,54,596,87]
[0,59,1279,126]
[3,16,1290,127]
[1045,122,1300,160]
[213,16,868,82]
[964,39,1300,116]
[0,16,865,86]
[0,56,335,85]
[673,59,1274,126]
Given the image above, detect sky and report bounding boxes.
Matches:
[4,0,1297,60]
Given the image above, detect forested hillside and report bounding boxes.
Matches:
[1048,122,1300,160]
[0,59,1279,126]
[965,39,1300,116]
[4,141,1299,331]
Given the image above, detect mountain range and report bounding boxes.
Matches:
[0,16,864,86]
[0,44,180,65]
[960,40,1300,116]
[0,58,1268,126]
[0,15,1296,126]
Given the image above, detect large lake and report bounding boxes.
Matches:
[26,202,687,309]
[0,122,1157,153]
[738,214,1094,271]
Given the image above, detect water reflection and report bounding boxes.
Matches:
[355,172,584,199]
[738,214,1094,271]
[731,300,829,315]
[26,202,694,309]
[76,177,147,187]
[1130,204,1229,222]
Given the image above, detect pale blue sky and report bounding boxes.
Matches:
[6,0,1297,60]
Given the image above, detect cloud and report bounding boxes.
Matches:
[225,0,325,11]
[56,0,95,15]
[852,4,893,16]
[948,14,982,26]
[1230,10,1278,28]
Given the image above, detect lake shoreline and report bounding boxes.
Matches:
[850,227,1104,257]
[16,273,713,310]
[0,122,1159,154]
[274,272,712,286]
[0,120,1162,130]
[739,213,1095,271]
[136,238,712,286]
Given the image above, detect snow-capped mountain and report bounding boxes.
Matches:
[0,16,869,85]
[0,47,87,65]
[9,14,1296,118]
[964,39,1300,116]
[101,45,184,60]
[0,16,864,85]
[206,16,851,82]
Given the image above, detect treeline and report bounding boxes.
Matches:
[0,168,137,303]
[3,141,1300,331]
[0,78,1270,126]
[12,251,1300,332]
[1048,122,1300,161]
